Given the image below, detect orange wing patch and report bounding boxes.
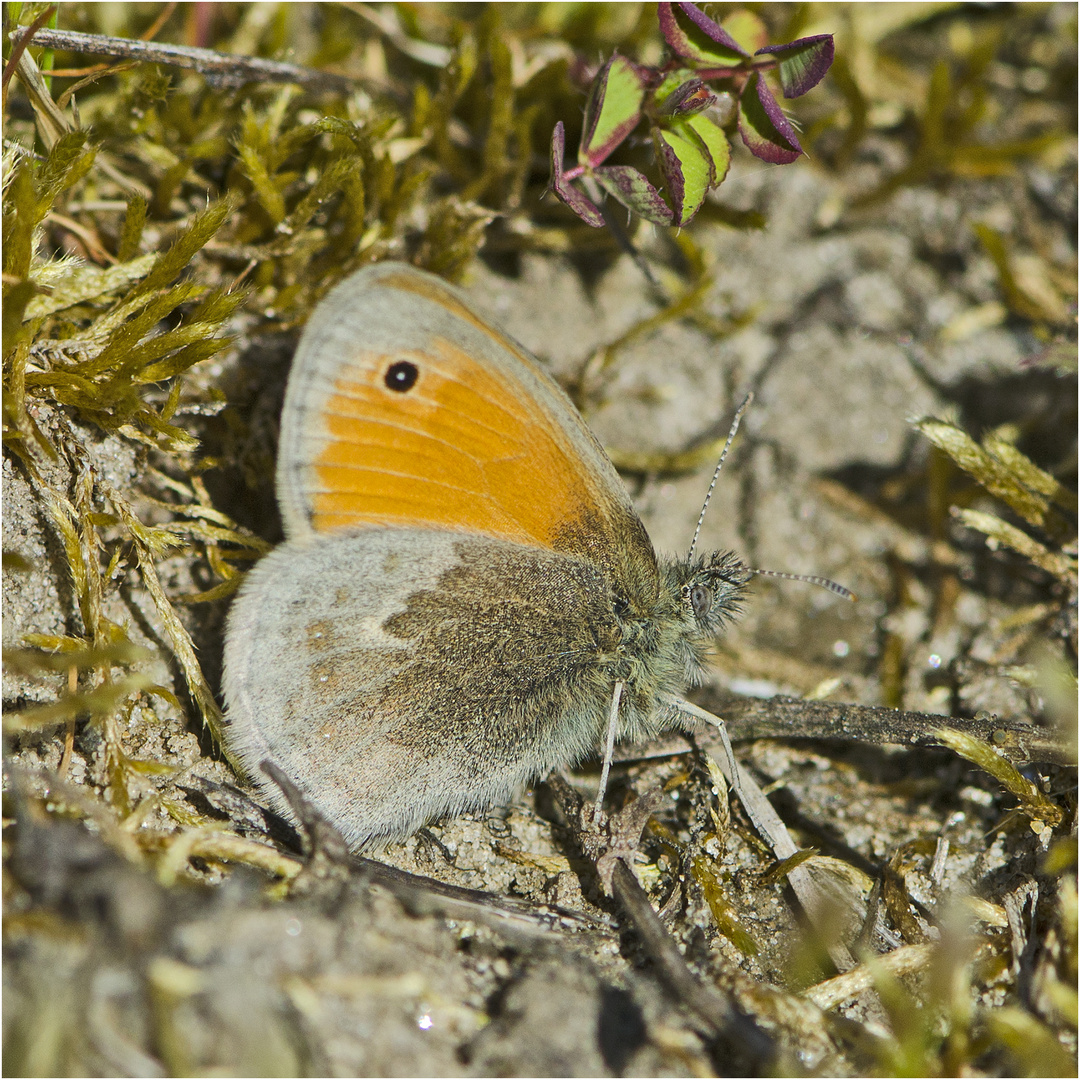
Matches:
[309,335,591,548]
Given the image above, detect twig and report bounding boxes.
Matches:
[611,861,771,1052]
[626,688,1073,767]
[8,26,354,91]
[188,769,606,938]
[803,943,937,1010]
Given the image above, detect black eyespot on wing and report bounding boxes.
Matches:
[690,584,712,620]
[385,360,419,392]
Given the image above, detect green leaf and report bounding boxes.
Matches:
[682,113,730,186]
[2,280,39,356]
[25,254,157,319]
[579,54,645,167]
[655,126,711,225]
[134,197,234,299]
[738,73,803,165]
[549,121,605,227]
[118,194,147,262]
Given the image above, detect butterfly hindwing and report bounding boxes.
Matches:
[223,527,620,848]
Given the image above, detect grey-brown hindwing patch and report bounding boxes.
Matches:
[222,528,621,848]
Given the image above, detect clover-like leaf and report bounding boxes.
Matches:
[549,121,605,228]
[658,2,747,68]
[756,34,835,98]
[738,72,802,164]
[594,166,675,226]
[579,53,645,168]
[681,113,731,186]
[655,125,712,226]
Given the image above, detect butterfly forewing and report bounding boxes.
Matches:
[274,264,657,591]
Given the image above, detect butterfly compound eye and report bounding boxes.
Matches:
[384,360,419,392]
[690,584,713,619]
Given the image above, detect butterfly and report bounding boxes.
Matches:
[223,261,763,851]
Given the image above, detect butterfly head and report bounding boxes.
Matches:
[616,549,753,699]
[674,550,754,635]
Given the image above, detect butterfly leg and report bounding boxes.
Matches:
[592,679,625,826]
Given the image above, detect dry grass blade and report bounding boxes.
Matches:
[934,728,1064,829]
[804,943,937,1010]
[953,508,1076,583]
[915,416,1057,529]
[3,672,156,733]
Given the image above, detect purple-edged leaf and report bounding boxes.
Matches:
[673,2,745,50]
[593,166,675,226]
[756,34,834,98]
[657,2,747,67]
[655,125,712,225]
[549,121,606,227]
[738,73,802,164]
[655,76,716,118]
[719,11,768,55]
[579,53,645,167]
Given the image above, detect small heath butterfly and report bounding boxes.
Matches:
[223,262,759,850]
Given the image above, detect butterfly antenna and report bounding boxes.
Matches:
[750,567,857,602]
[688,391,754,561]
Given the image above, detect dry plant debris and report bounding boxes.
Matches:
[3,3,1076,1076]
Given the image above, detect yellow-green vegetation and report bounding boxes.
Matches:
[2,3,1076,1077]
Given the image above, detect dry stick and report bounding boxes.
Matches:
[8,26,353,91]
[609,861,773,1056]
[692,688,1073,767]
[50,2,173,104]
[804,943,937,1012]
[251,763,607,938]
